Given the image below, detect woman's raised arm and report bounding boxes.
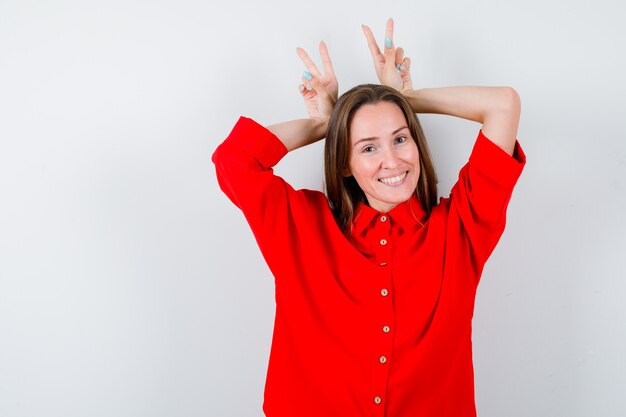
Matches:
[402,86,520,156]
[362,19,520,156]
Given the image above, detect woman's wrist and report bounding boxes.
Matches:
[401,88,426,114]
[311,116,329,135]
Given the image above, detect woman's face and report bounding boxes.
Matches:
[346,101,420,213]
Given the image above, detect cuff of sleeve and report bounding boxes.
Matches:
[469,129,527,187]
[223,116,289,168]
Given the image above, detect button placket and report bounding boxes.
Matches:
[372,213,393,415]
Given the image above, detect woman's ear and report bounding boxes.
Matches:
[342,166,352,177]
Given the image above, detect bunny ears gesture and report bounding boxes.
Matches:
[296,41,338,122]
[295,18,413,121]
[362,18,413,93]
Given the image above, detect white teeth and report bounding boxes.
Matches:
[379,172,407,185]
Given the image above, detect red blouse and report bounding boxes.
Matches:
[212,116,526,417]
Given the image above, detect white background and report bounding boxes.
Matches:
[1,1,625,416]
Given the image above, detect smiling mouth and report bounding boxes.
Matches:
[378,171,408,185]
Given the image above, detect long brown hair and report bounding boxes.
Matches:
[324,84,438,236]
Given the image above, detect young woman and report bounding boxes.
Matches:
[212,19,526,417]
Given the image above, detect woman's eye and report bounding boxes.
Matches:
[363,146,375,153]
[395,136,407,143]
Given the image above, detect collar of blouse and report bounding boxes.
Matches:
[352,193,427,237]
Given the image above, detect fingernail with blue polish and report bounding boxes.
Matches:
[400,65,406,70]
[385,38,392,48]
[306,84,313,91]
[299,85,305,92]
[304,71,312,80]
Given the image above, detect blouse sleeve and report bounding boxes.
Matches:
[211,116,297,262]
[449,129,526,270]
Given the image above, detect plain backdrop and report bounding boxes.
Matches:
[1,1,625,416]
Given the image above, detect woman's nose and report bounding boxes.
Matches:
[381,149,400,169]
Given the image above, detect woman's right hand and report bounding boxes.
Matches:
[362,18,413,93]
[296,41,338,124]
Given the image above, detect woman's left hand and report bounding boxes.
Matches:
[296,41,338,124]
[362,18,413,93]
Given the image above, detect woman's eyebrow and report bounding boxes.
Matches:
[353,126,409,147]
